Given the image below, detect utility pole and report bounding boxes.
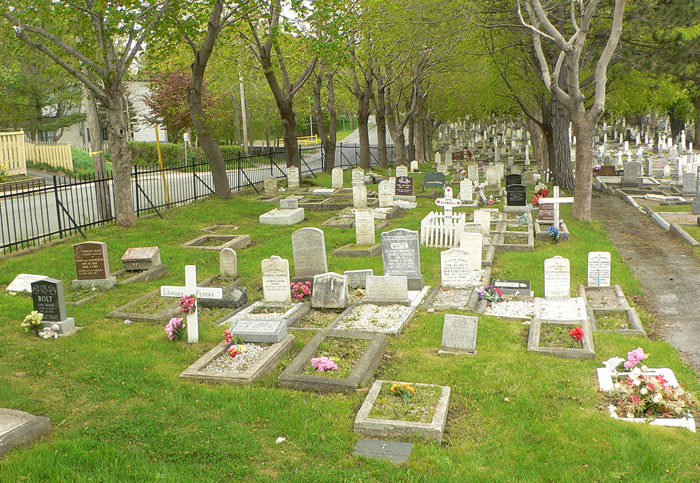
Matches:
[239,75,249,155]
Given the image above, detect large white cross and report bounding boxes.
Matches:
[435,186,462,217]
[161,265,223,343]
[537,186,574,228]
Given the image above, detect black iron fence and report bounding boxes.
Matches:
[0,142,397,254]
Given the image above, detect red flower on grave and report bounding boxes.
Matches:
[532,194,539,206]
[569,327,584,342]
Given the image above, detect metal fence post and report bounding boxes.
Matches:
[134,164,140,216]
[53,175,63,239]
[269,148,274,175]
[237,152,242,191]
[192,156,197,200]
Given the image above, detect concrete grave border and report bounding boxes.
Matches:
[0,408,52,456]
[527,317,595,360]
[328,303,417,336]
[354,380,451,443]
[181,234,252,251]
[288,306,352,332]
[106,288,180,322]
[278,329,385,393]
[179,335,294,385]
[222,301,310,327]
[201,224,239,234]
[112,264,168,285]
[587,306,646,337]
[577,284,630,310]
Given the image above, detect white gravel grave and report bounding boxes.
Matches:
[485,300,536,319]
[334,304,414,335]
[204,344,267,374]
[431,289,473,309]
[534,297,588,321]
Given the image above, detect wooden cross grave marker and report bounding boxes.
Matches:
[537,186,573,228]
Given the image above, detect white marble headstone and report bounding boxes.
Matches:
[544,256,570,298]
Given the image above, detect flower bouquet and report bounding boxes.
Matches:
[165,317,186,341]
[391,383,415,405]
[21,311,44,335]
[179,295,196,314]
[546,226,568,243]
[477,285,502,304]
[291,281,311,300]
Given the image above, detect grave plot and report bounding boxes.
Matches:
[197,275,248,309]
[424,287,478,311]
[330,303,416,336]
[278,329,385,393]
[197,306,240,325]
[288,307,345,331]
[200,224,239,234]
[259,198,305,226]
[106,288,181,322]
[527,318,595,360]
[490,217,534,252]
[533,297,589,321]
[181,234,252,251]
[113,247,168,285]
[484,299,536,320]
[0,408,52,457]
[225,301,310,337]
[587,307,645,336]
[354,380,451,443]
[179,335,294,385]
[669,222,700,247]
[64,285,103,307]
[332,209,382,257]
[577,284,630,310]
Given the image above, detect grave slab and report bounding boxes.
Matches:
[353,439,413,464]
[439,314,478,354]
[0,408,51,456]
[259,207,305,225]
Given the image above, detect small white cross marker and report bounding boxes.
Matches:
[435,187,462,217]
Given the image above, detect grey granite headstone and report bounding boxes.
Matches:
[30,278,75,335]
[623,162,642,185]
[344,269,374,289]
[353,439,413,464]
[230,317,287,343]
[380,229,424,290]
[121,247,161,271]
[440,314,478,354]
[0,408,51,456]
[311,272,348,309]
[682,172,696,195]
[292,227,328,280]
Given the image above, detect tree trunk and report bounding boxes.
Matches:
[348,111,355,130]
[413,95,426,163]
[83,84,112,219]
[694,97,700,146]
[572,115,595,221]
[550,98,574,190]
[408,116,415,161]
[357,102,371,169]
[375,84,388,168]
[325,72,337,173]
[279,100,301,168]
[527,118,545,168]
[104,83,135,227]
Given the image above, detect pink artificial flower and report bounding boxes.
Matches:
[223,330,233,343]
[623,347,648,369]
[311,356,338,372]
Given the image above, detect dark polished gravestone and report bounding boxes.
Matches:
[506,184,527,207]
[505,173,522,190]
[72,241,117,290]
[493,279,531,296]
[30,278,75,335]
[395,176,414,196]
[380,228,424,290]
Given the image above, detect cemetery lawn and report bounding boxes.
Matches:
[1,167,700,480]
[595,310,629,330]
[369,383,442,423]
[650,204,692,213]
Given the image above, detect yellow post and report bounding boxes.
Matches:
[155,125,170,203]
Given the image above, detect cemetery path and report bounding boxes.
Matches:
[593,192,700,376]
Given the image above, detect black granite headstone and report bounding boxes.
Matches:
[31,278,66,322]
[507,184,527,206]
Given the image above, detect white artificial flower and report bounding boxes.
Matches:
[630,367,642,379]
[640,365,648,372]
[603,357,625,373]
[613,383,622,390]
[633,379,641,386]
[640,388,648,395]
[653,393,663,403]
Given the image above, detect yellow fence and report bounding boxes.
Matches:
[0,131,74,175]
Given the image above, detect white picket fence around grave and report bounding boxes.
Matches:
[420,211,466,248]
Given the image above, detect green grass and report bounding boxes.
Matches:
[539,323,582,348]
[1,168,700,480]
[681,224,700,241]
[651,204,691,213]
[369,382,442,423]
[301,336,369,378]
[596,311,629,330]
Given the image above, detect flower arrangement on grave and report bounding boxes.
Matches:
[569,327,584,345]
[546,226,568,243]
[487,195,494,206]
[223,329,246,358]
[603,347,648,375]
[391,383,415,405]
[21,311,43,335]
[477,285,502,304]
[311,356,338,372]
[593,164,601,172]
[165,317,186,341]
[291,281,311,300]
[608,367,699,420]
[178,294,196,314]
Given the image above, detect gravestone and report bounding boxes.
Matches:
[598,165,616,176]
[693,166,700,215]
[378,180,394,208]
[434,152,441,165]
[485,167,499,191]
[507,184,527,207]
[363,275,410,305]
[6,274,48,294]
[381,228,424,290]
[344,269,374,288]
[30,278,75,335]
[352,168,364,186]
[355,209,376,245]
[353,184,368,208]
[423,172,446,189]
[264,176,277,196]
[623,162,642,185]
[544,256,570,298]
[473,210,491,234]
[459,179,473,202]
[395,176,414,197]
[280,197,299,210]
[439,314,478,354]
[437,164,448,174]
[292,227,328,281]
[219,248,238,280]
[440,248,472,288]
[121,247,161,271]
[396,165,408,177]
[682,173,696,195]
[459,232,483,270]
[505,173,522,189]
[230,314,287,343]
[410,160,419,172]
[287,166,300,188]
[587,251,611,288]
[445,151,453,166]
[493,279,531,296]
[467,164,478,182]
[0,408,52,457]
[332,167,344,189]
[435,187,462,217]
[311,272,348,309]
[538,203,554,223]
[261,256,292,305]
[72,241,116,290]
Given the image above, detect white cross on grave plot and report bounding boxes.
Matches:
[161,265,222,343]
[435,187,462,217]
[537,186,573,228]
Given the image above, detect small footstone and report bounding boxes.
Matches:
[353,439,413,464]
[0,408,51,456]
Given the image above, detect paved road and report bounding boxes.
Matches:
[593,191,700,376]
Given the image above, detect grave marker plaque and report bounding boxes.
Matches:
[493,279,531,295]
[440,314,478,354]
[507,184,527,207]
[73,241,110,280]
[587,251,611,288]
[440,248,472,288]
[395,176,414,196]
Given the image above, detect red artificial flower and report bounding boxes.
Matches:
[494,288,502,296]
[630,395,640,404]
[532,194,539,206]
[569,327,584,342]
[539,188,549,198]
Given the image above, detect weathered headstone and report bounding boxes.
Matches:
[544,256,570,298]
[410,160,419,172]
[395,176,414,197]
[378,180,394,208]
[121,247,161,271]
[682,172,696,195]
[219,248,238,280]
[459,179,473,202]
[587,251,611,288]
[311,272,348,309]
[352,167,364,186]
[459,232,483,270]
[507,184,527,207]
[440,248,472,288]
[261,256,292,305]
[30,278,75,335]
[332,167,344,189]
[439,314,478,354]
[355,209,376,245]
[467,164,479,182]
[344,269,374,288]
[485,166,499,191]
[287,166,300,188]
[353,184,368,209]
[623,162,642,185]
[6,274,48,294]
[381,228,424,290]
[434,151,441,165]
[264,176,277,196]
[396,165,408,177]
[291,227,328,280]
[473,210,490,234]
[445,151,453,167]
[280,196,299,210]
[363,275,410,304]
